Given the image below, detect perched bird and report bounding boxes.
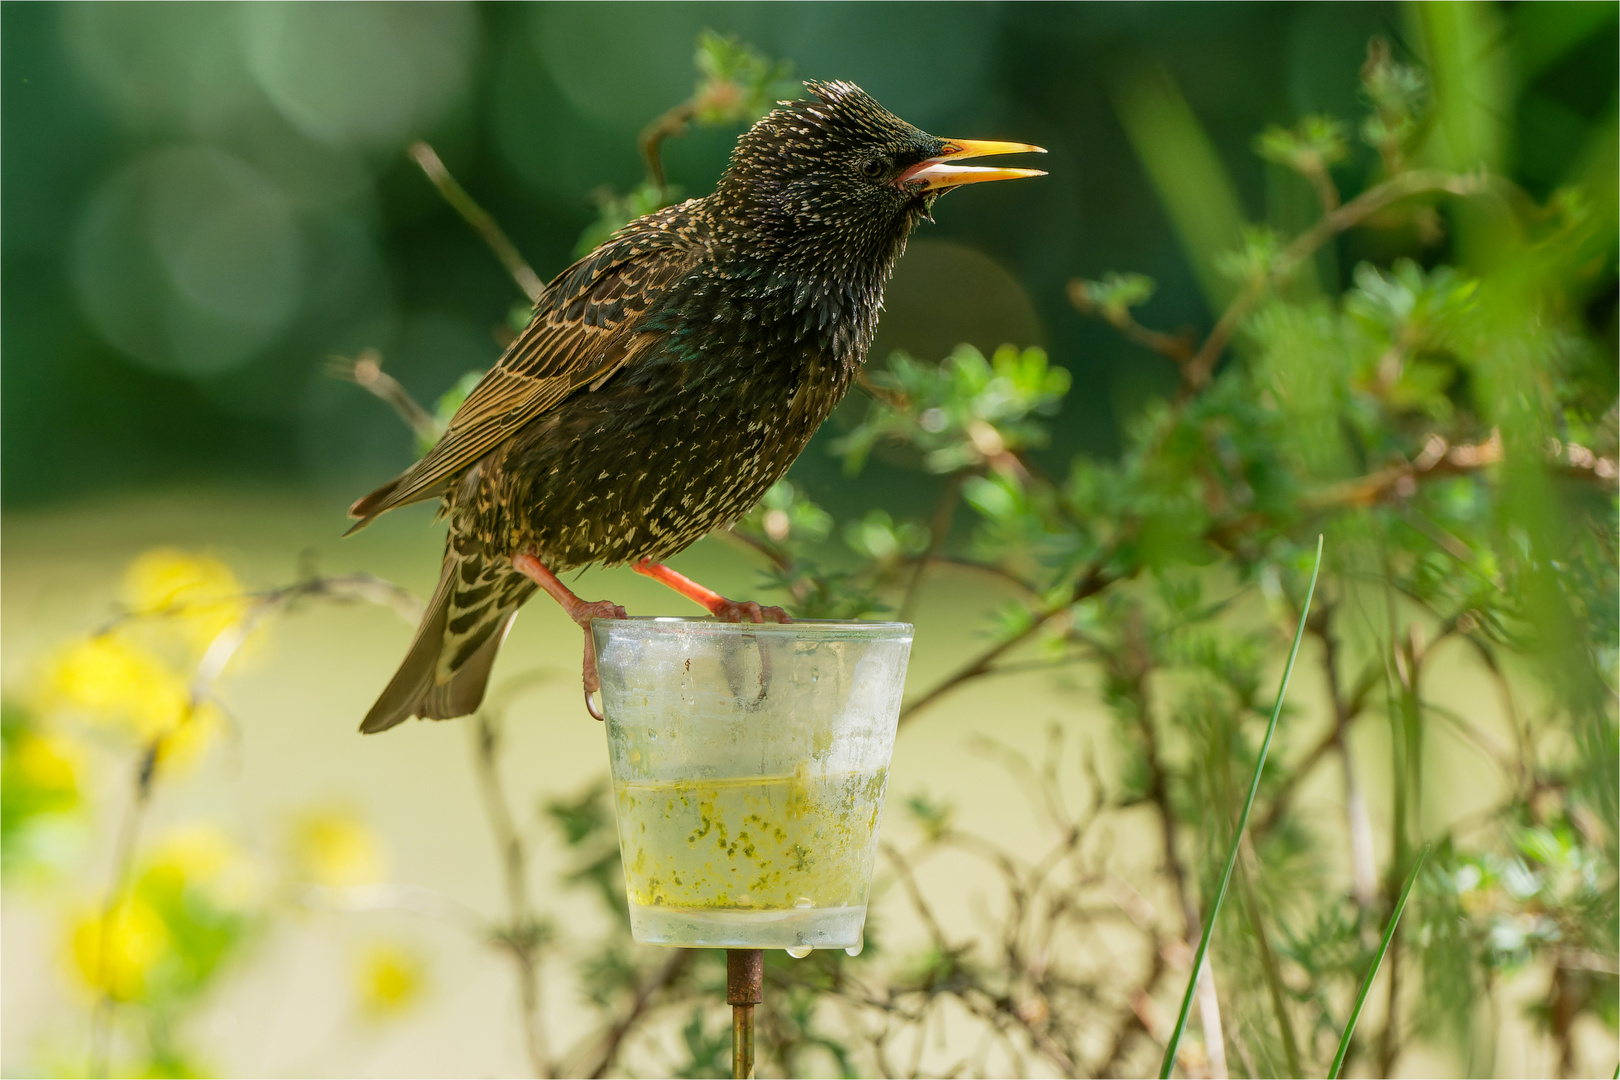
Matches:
[350,80,1044,732]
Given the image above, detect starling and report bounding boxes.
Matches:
[350,81,1044,732]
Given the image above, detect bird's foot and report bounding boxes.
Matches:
[512,552,627,721]
[709,598,791,624]
[632,561,792,624]
[575,606,626,721]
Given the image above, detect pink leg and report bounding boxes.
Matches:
[633,561,790,624]
[512,552,626,720]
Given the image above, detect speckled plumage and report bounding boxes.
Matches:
[352,81,1038,732]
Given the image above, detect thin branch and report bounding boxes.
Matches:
[88,741,159,1078]
[409,141,545,304]
[472,710,552,1078]
[1180,169,1491,390]
[882,842,953,948]
[574,949,694,1079]
[328,349,441,445]
[856,370,908,409]
[1304,430,1502,511]
[898,418,1508,732]
[899,558,1117,725]
[1067,280,1197,365]
[718,524,794,573]
[638,101,698,191]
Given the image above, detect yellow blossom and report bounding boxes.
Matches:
[122,549,250,659]
[9,729,83,803]
[39,636,222,774]
[69,896,169,1001]
[148,824,234,886]
[355,940,426,1018]
[42,636,187,739]
[287,809,385,887]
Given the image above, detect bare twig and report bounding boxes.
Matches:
[328,349,441,446]
[1067,279,1197,365]
[1304,430,1503,510]
[899,558,1117,725]
[856,370,908,409]
[574,949,694,1078]
[638,101,699,191]
[409,141,545,304]
[87,741,159,1077]
[472,710,552,1078]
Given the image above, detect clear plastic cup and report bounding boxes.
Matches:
[593,617,913,952]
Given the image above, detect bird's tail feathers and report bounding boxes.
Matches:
[360,543,534,734]
[346,467,452,535]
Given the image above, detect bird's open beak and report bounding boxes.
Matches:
[897,138,1047,192]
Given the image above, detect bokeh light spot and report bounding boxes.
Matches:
[870,239,1043,365]
[244,3,476,151]
[72,146,303,378]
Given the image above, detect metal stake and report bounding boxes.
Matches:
[726,948,763,1079]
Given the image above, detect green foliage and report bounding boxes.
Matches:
[0,700,83,880]
[545,778,628,920]
[674,1008,733,1078]
[1254,116,1349,176]
[835,344,1070,475]
[1159,537,1322,1078]
[1070,271,1158,325]
[690,30,795,127]
[1360,38,1429,171]
[1330,845,1430,1078]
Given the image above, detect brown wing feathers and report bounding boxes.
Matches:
[347,214,703,530]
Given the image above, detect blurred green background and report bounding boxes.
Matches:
[7,1,1610,517]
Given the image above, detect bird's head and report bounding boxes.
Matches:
[712,81,1045,278]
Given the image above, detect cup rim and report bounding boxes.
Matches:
[591,615,912,635]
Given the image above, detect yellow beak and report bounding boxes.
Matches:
[897,138,1048,191]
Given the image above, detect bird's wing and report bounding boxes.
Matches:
[348,212,705,526]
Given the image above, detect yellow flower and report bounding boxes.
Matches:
[10,730,83,802]
[42,636,188,739]
[145,822,262,911]
[69,896,169,1001]
[287,809,384,887]
[355,940,426,1018]
[122,549,250,659]
[39,637,222,775]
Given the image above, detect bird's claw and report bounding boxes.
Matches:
[712,599,791,624]
[573,601,626,722]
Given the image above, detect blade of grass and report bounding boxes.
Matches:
[1328,843,1432,1079]
[1158,535,1324,1079]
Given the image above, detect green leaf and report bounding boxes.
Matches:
[1253,115,1349,175]
[1071,271,1158,325]
[1159,535,1323,1078]
[1330,844,1432,1078]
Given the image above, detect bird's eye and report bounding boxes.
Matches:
[859,157,886,179]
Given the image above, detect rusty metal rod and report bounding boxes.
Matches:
[726,948,763,1079]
